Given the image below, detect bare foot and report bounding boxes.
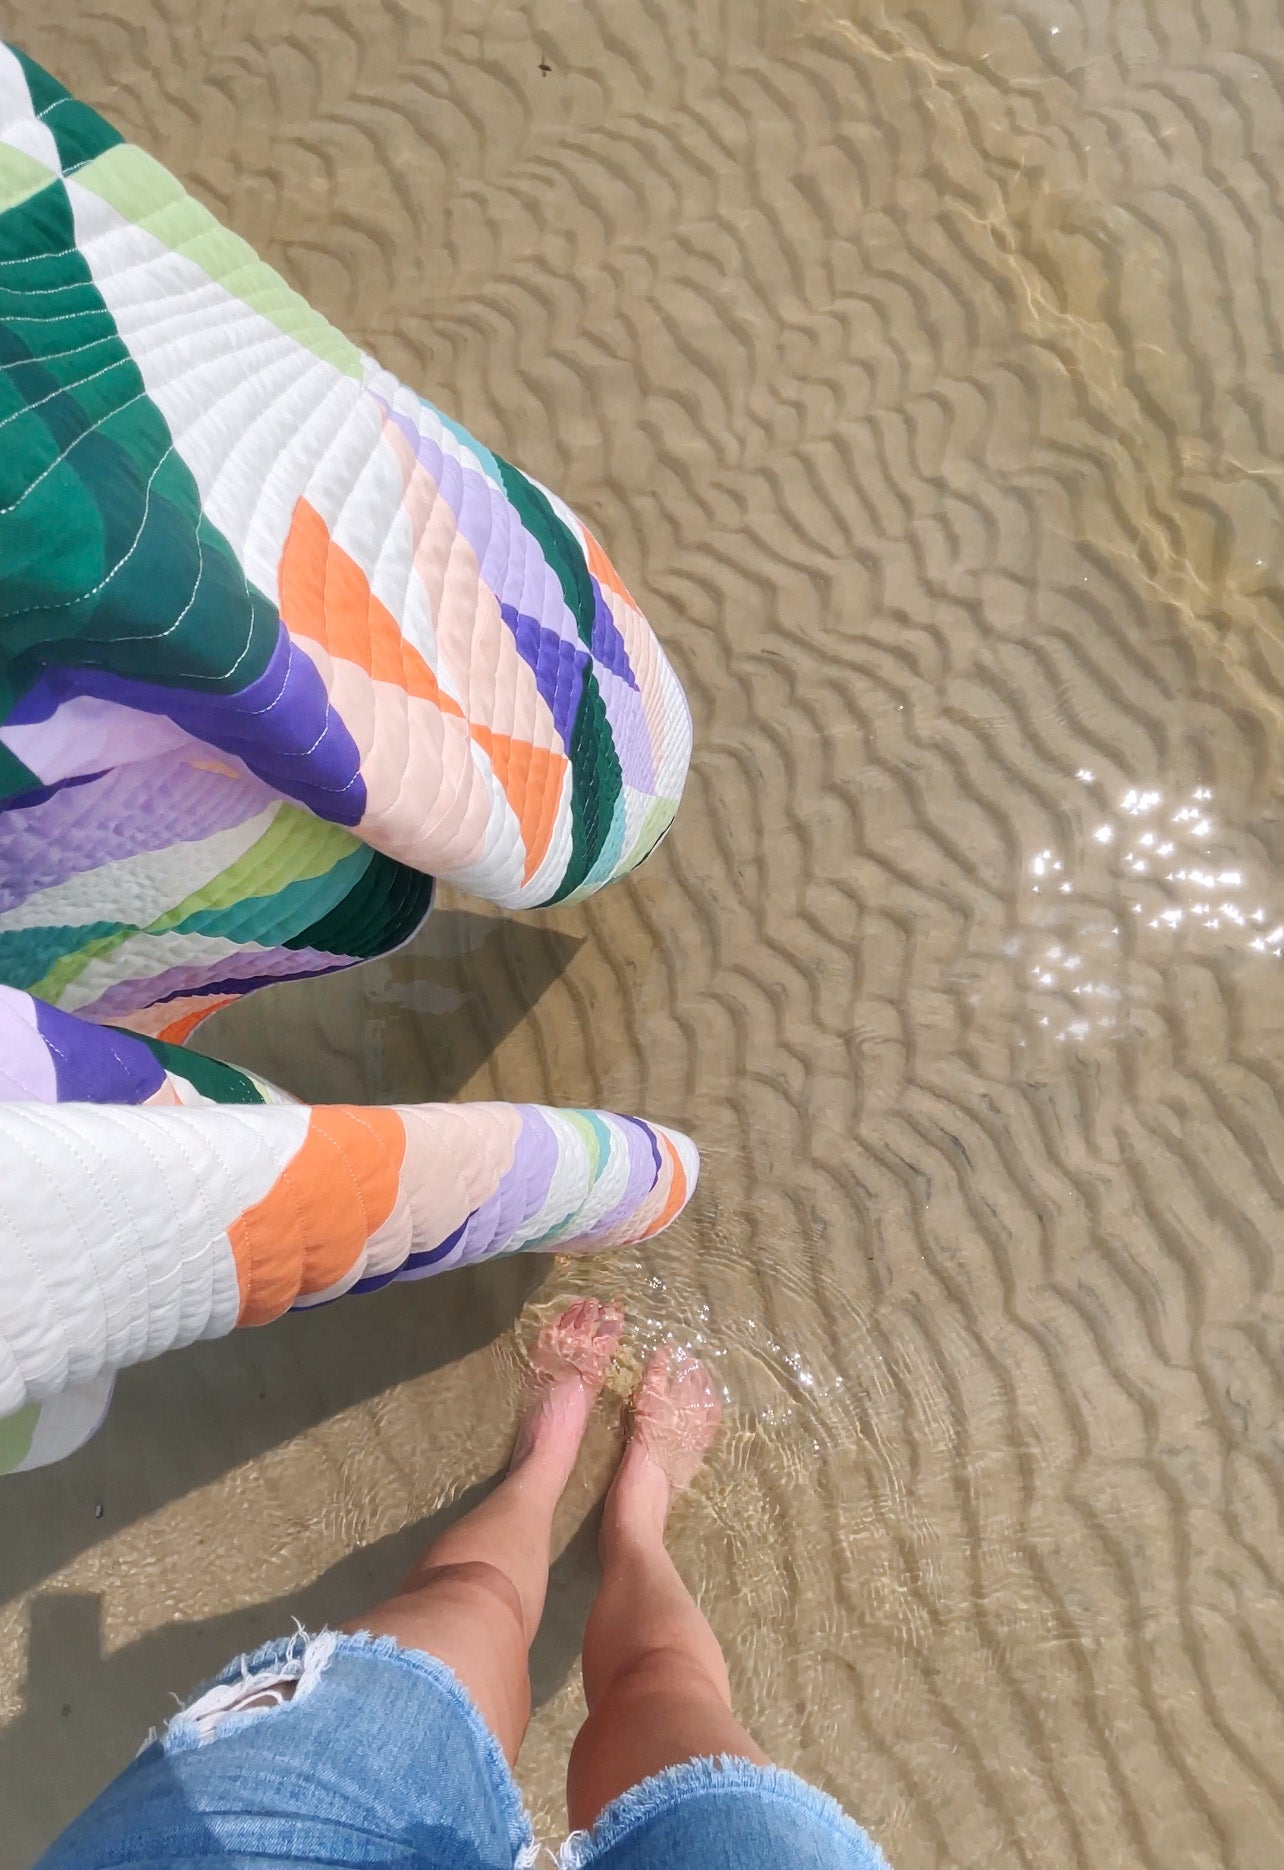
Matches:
[604,1343,722,1541]
[510,1299,623,1486]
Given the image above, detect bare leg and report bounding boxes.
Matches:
[567,1346,768,1831]
[344,1298,622,1763]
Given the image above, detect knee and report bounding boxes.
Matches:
[405,1558,527,1635]
[591,1644,729,1716]
[567,1652,751,1833]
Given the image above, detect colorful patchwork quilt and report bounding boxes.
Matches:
[0,46,694,1474]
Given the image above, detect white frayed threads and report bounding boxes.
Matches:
[171,1631,339,1747]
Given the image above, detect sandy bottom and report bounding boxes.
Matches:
[4,3,1284,1864]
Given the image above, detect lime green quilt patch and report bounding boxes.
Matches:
[73,145,362,378]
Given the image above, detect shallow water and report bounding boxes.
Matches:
[4,1,1284,1863]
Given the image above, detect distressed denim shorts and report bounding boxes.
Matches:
[35,1630,891,1869]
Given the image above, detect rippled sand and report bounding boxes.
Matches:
[4,3,1284,1864]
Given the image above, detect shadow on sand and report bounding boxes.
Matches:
[4,908,594,1860]
[4,908,584,1605]
[5,1474,603,1863]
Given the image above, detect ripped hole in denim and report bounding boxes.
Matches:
[161,1629,338,1750]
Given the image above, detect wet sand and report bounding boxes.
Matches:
[4,2,1284,1864]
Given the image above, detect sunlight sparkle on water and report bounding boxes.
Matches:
[1020,782,1282,1042]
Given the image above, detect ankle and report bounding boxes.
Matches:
[505,1443,575,1513]
[601,1480,670,1561]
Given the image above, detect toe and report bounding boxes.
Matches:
[640,1341,673,1399]
[594,1299,624,1344]
[533,1298,624,1390]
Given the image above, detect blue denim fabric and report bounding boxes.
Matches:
[563,1756,890,1869]
[36,1633,535,1870]
[34,1630,888,1870]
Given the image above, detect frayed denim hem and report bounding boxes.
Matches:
[158,1627,538,1869]
[559,1754,890,1869]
